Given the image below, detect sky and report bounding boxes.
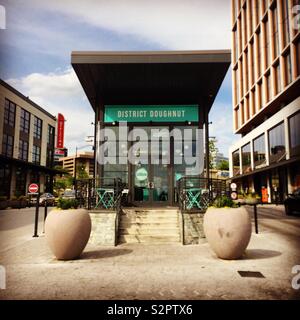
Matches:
[0,0,239,156]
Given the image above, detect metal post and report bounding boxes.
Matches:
[254,204,258,234]
[33,193,40,237]
[43,199,48,233]
[205,110,210,202]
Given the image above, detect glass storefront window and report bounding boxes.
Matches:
[241,143,251,173]
[253,134,266,168]
[232,149,240,176]
[0,163,11,197]
[289,111,300,157]
[268,122,286,163]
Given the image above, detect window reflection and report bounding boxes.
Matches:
[268,122,286,163]
[232,149,240,176]
[254,134,266,168]
[289,111,300,157]
[242,143,251,173]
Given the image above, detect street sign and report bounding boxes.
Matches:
[28,183,39,194]
[231,191,238,200]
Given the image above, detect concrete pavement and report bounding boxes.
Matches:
[0,205,299,300]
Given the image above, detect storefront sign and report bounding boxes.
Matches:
[104,105,199,123]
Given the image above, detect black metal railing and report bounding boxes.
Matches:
[74,177,123,210]
[177,176,228,212]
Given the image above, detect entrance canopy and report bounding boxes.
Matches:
[71,50,231,112]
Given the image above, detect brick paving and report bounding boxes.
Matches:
[0,206,300,300]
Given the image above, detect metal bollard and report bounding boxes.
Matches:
[43,200,48,233]
[253,204,258,234]
[33,193,40,237]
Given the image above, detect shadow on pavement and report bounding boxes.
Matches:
[243,249,282,260]
[80,248,132,260]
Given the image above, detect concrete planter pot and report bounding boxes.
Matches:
[45,208,91,260]
[203,206,252,260]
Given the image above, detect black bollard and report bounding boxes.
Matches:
[33,193,40,237]
[254,204,258,234]
[43,199,48,233]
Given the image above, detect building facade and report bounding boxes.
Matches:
[72,51,231,206]
[229,0,300,202]
[0,80,57,198]
[59,151,94,178]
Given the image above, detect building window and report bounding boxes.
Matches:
[33,116,42,140]
[283,0,290,47]
[273,6,279,58]
[265,73,271,102]
[32,145,41,164]
[47,125,55,146]
[4,99,16,127]
[19,140,28,162]
[296,39,300,76]
[265,19,270,67]
[289,111,300,157]
[235,68,240,102]
[242,143,251,173]
[15,166,27,197]
[254,134,266,168]
[275,63,281,94]
[232,149,240,176]
[0,163,11,197]
[257,31,261,77]
[2,134,14,157]
[284,52,292,86]
[30,171,40,184]
[268,122,286,163]
[20,108,30,134]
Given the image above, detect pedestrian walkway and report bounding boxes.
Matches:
[0,206,299,300]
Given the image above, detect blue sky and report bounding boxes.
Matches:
[0,0,238,156]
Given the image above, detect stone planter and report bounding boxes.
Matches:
[45,208,91,260]
[203,206,252,260]
[245,198,260,205]
[9,200,27,209]
[0,201,8,210]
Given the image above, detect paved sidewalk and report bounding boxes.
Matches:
[0,206,300,300]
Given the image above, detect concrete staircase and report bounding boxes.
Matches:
[118,208,181,244]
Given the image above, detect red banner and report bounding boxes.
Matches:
[56,113,65,149]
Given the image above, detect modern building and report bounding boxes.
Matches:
[0,79,57,198]
[212,152,229,168]
[59,151,94,178]
[72,50,231,206]
[229,0,300,203]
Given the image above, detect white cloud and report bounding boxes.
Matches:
[28,0,231,50]
[7,69,95,154]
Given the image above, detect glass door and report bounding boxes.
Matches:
[131,126,171,206]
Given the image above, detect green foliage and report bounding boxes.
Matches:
[57,198,79,210]
[18,195,28,201]
[209,138,219,169]
[217,160,229,170]
[0,196,7,202]
[76,163,89,179]
[213,195,238,208]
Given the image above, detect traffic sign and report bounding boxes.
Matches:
[231,191,238,200]
[230,182,237,190]
[28,183,39,194]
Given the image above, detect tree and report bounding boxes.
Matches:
[76,162,89,179]
[209,138,219,169]
[218,160,229,171]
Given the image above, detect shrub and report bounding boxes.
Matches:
[0,196,7,202]
[18,195,28,201]
[213,195,238,208]
[57,198,79,210]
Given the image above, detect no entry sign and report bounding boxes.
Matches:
[28,183,39,194]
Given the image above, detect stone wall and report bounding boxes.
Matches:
[183,212,206,245]
[89,211,117,246]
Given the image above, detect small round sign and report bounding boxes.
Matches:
[135,168,148,181]
[28,183,39,194]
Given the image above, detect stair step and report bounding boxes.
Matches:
[120,228,180,235]
[119,234,180,243]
